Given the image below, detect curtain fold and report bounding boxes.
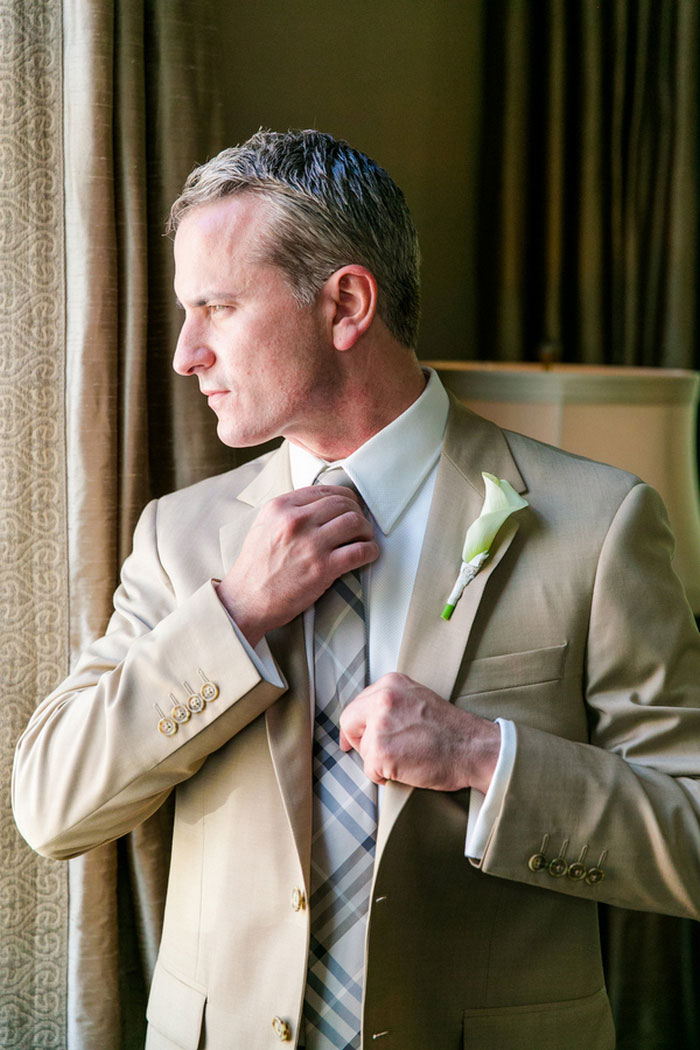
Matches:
[473,0,698,370]
[661,0,699,368]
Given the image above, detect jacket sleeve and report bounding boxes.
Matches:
[12,498,286,860]
[477,482,700,919]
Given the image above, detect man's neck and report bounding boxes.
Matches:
[287,362,427,461]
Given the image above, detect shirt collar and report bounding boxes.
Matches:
[288,368,449,535]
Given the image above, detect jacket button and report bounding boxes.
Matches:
[157,717,177,736]
[291,887,306,912]
[585,866,605,885]
[271,1016,291,1041]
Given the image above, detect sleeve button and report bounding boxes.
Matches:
[528,835,550,873]
[158,718,177,737]
[201,681,219,702]
[567,861,587,881]
[187,693,205,714]
[528,852,548,872]
[548,857,567,878]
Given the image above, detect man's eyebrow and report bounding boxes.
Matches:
[174,291,239,309]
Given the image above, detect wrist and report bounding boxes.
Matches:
[215,579,266,648]
[465,717,501,794]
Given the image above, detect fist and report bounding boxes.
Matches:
[217,485,379,645]
[339,673,500,794]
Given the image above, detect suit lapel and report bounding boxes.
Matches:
[219,442,294,569]
[377,399,527,859]
[219,443,313,878]
[264,617,313,880]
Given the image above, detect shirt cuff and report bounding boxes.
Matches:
[225,611,286,689]
[464,718,516,860]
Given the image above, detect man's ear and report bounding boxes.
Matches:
[324,266,378,351]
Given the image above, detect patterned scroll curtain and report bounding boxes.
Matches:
[1,4,69,1048]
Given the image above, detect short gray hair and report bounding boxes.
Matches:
[167,129,421,348]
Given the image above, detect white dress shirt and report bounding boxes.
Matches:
[239,369,515,857]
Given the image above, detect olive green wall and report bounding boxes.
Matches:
[210,0,481,360]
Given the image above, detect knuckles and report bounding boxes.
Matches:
[375,673,410,705]
[272,504,307,542]
[343,509,370,534]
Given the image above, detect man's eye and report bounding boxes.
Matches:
[210,304,232,315]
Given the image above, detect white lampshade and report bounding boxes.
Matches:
[427,361,700,615]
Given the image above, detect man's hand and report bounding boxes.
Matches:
[216,485,379,646]
[339,673,501,794]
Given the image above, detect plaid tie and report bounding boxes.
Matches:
[303,469,377,1050]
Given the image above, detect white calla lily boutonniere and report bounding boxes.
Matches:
[441,472,529,620]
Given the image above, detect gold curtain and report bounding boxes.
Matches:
[62,1,233,1047]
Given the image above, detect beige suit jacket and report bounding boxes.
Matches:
[13,400,700,1050]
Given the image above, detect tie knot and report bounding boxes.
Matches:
[313,466,357,495]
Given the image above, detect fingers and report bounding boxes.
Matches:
[272,486,372,542]
[339,675,481,791]
[287,484,363,520]
[339,685,387,785]
[340,674,500,793]
[339,704,387,786]
[318,503,374,546]
[281,486,378,575]
[327,538,380,580]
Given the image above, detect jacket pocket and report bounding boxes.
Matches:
[456,642,568,697]
[463,986,614,1050]
[146,960,207,1050]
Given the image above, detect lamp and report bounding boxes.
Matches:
[427,362,700,615]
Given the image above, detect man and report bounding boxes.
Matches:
[13,130,700,1050]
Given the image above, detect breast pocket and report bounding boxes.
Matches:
[456,642,569,696]
[453,643,584,737]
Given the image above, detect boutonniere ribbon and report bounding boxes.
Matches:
[441,472,528,620]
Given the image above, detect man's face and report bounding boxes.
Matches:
[173,194,337,450]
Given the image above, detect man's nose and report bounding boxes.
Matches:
[172,319,214,376]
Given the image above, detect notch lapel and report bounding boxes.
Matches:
[219,443,294,568]
[377,401,528,859]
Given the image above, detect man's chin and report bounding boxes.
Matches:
[216,418,278,450]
